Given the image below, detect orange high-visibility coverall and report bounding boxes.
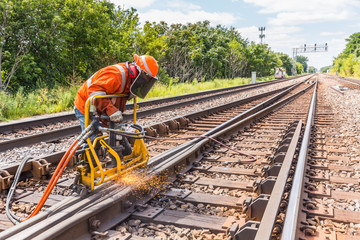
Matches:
[74,63,132,116]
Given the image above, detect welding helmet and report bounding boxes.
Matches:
[130,54,159,98]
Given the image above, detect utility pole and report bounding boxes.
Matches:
[292,43,328,76]
[259,27,265,44]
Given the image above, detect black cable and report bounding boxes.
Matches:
[6,144,56,224]
[6,156,33,224]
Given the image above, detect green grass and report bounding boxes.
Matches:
[145,76,274,100]
[0,84,80,121]
[0,76,275,121]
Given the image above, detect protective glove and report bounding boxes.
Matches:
[109,111,123,123]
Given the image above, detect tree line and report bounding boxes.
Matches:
[1,0,295,93]
[332,32,360,77]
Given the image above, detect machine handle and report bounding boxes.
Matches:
[100,115,110,121]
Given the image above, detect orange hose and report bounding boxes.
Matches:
[25,140,79,220]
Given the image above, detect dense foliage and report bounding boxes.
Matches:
[1,0,293,93]
[320,65,331,73]
[295,55,308,73]
[332,32,360,77]
[296,62,304,74]
[308,66,316,73]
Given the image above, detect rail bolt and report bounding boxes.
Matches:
[307,169,316,176]
[305,183,317,191]
[272,223,283,235]
[304,201,317,210]
[302,226,317,236]
[285,183,293,192]
[89,218,101,231]
[279,200,288,211]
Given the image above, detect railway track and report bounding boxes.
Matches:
[282,76,360,240]
[0,77,301,153]
[2,74,358,240]
[329,74,360,90]
[0,77,309,171]
[0,75,314,239]
[0,77,294,135]
[0,76,309,185]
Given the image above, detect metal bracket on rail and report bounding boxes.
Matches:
[145,117,190,137]
[229,221,260,240]
[263,163,282,177]
[233,121,303,240]
[245,194,270,221]
[153,123,170,136]
[256,176,277,194]
[144,126,158,137]
[31,159,50,180]
[0,170,13,191]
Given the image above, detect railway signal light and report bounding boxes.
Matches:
[293,42,328,76]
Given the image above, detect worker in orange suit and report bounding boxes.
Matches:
[74,54,159,131]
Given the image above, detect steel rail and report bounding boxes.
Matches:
[337,75,360,85]
[0,127,81,152]
[338,77,360,86]
[281,81,318,240]
[54,82,316,240]
[0,80,313,239]
[151,82,315,173]
[0,77,297,133]
[149,77,312,168]
[1,83,295,176]
[0,78,297,152]
[0,80,316,240]
[254,120,303,240]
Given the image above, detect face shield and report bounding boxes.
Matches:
[130,67,158,99]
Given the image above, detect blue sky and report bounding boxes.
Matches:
[111,0,360,70]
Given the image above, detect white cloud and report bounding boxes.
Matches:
[110,0,156,9]
[244,0,360,26]
[244,0,360,14]
[166,1,201,10]
[139,9,238,26]
[236,26,259,42]
[115,0,239,26]
[307,37,346,69]
[237,25,302,46]
[268,10,351,26]
[320,31,346,36]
